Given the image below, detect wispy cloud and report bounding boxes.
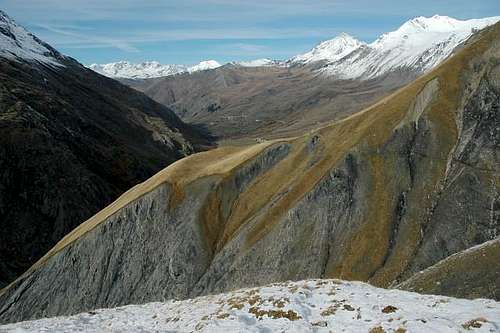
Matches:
[1,0,499,63]
[34,24,368,51]
[37,24,140,52]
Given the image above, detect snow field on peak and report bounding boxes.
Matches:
[318,15,500,79]
[0,10,63,66]
[289,33,365,65]
[88,61,187,79]
[187,59,221,73]
[89,59,222,79]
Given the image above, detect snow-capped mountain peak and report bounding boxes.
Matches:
[401,15,462,32]
[232,58,284,67]
[311,15,500,79]
[89,59,222,79]
[187,59,221,73]
[88,61,187,79]
[290,32,365,64]
[0,10,64,66]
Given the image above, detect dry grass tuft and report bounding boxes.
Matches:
[248,307,301,321]
[462,317,488,330]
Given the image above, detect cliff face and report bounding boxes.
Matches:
[0,22,499,324]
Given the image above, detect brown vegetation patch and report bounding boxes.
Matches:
[248,307,301,321]
[226,297,245,310]
[462,317,488,330]
[381,305,398,313]
[343,304,355,311]
[272,298,289,308]
[321,304,340,316]
[216,313,230,319]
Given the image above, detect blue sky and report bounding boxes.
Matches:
[1,0,499,65]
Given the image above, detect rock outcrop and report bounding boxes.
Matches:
[0,18,499,325]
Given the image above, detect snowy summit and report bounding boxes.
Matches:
[88,61,187,80]
[289,33,365,64]
[1,279,499,332]
[294,15,500,79]
[232,58,285,67]
[0,10,64,66]
[187,59,221,73]
[89,59,222,79]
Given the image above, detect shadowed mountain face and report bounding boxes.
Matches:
[0,14,212,288]
[125,66,419,139]
[1,20,498,324]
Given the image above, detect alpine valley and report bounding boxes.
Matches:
[104,15,500,139]
[0,8,499,333]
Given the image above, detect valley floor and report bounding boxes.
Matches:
[1,279,499,332]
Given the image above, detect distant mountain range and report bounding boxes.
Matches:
[89,15,500,80]
[89,60,222,79]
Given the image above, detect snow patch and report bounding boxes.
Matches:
[187,59,221,73]
[233,58,286,67]
[290,32,365,65]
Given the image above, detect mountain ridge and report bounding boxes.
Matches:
[89,59,222,79]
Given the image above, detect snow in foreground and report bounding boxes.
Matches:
[1,279,499,332]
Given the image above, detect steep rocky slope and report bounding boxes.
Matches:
[2,279,499,332]
[0,11,211,288]
[0,17,499,325]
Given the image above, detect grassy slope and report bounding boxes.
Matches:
[397,239,500,299]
